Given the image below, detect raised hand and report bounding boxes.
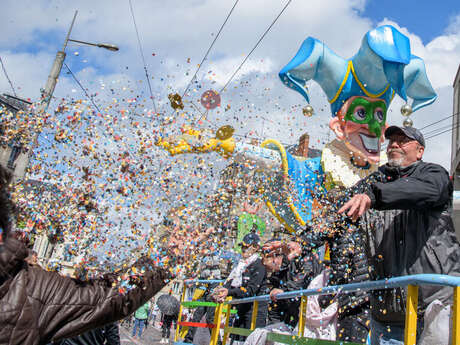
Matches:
[338,193,371,222]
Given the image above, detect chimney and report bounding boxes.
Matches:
[296,133,310,158]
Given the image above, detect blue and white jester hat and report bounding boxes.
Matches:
[279,25,437,116]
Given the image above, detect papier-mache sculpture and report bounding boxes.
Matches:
[157,25,437,234]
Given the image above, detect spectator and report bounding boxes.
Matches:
[296,190,373,344]
[338,126,460,345]
[213,233,267,344]
[53,322,120,345]
[151,304,160,327]
[161,312,176,343]
[183,267,221,344]
[262,238,322,329]
[132,301,150,339]
[0,164,172,345]
[24,249,39,266]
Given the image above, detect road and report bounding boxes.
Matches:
[119,321,176,345]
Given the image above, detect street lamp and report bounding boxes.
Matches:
[68,39,119,52]
[42,10,119,110]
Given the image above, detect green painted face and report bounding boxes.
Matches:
[344,97,387,138]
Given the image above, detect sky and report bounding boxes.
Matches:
[1,0,460,265]
[0,0,460,181]
[362,0,460,43]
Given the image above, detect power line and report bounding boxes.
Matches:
[422,116,460,137]
[129,0,157,113]
[64,62,102,114]
[191,0,292,128]
[425,120,459,141]
[420,112,458,130]
[218,0,292,94]
[416,111,460,139]
[182,0,240,98]
[0,56,17,96]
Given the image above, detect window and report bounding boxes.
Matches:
[7,146,21,169]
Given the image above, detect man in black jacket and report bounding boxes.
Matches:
[262,238,322,329]
[213,233,267,343]
[339,126,460,344]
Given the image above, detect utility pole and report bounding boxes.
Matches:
[41,11,78,110]
[16,10,119,180]
[22,11,119,266]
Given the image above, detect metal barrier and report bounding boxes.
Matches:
[174,279,225,345]
[174,275,460,345]
[222,274,460,345]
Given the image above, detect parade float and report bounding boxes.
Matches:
[157,25,437,234]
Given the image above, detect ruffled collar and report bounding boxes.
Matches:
[321,139,387,189]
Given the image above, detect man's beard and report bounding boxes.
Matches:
[387,149,405,167]
[388,157,405,167]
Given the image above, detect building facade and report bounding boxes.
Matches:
[0,93,32,179]
[451,64,460,239]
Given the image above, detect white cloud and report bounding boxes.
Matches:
[0,1,458,176]
[446,13,460,34]
[377,19,460,89]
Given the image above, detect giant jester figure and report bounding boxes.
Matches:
[157,25,436,343]
[157,25,436,234]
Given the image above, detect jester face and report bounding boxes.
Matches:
[329,96,387,164]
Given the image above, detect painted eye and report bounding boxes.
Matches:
[353,106,366,121]
[374,108,384,122]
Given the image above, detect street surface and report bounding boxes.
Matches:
[119,321,175,345]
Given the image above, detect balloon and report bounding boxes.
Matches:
[200,90,220,110]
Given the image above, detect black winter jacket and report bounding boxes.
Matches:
[355,161,460,324]
[301,194,371,318]
[0,236,169,345]
[224,258,267,337]
[267,253,322,327]
[54,323,120,345]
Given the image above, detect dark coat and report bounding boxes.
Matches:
[355,161,460,324]
[54,323,120,345]
[224,258,267,339]
[0,236,169,345]
[301,199,371,318]
[267,254,322,327]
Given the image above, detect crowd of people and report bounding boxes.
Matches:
[181,126,460,345]
[1,125,460,345]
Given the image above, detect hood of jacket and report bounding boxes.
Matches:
[0,236,27,286]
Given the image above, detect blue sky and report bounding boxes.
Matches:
[362,0,460,43]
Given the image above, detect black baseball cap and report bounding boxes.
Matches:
[384,125,425,147]
[241,233,260,246]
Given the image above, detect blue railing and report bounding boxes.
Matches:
[176,274,460,345]
[226,274,460,304]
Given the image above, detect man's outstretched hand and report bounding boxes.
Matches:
[262,240,301,261]
[338,193,371,222]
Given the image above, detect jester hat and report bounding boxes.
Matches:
[279,25,437,116]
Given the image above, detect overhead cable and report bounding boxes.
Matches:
[129,0,157,113]
[0,56,17,97]
[64,62,102,114]
[218,0,292,93]
[182,0,240,98]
